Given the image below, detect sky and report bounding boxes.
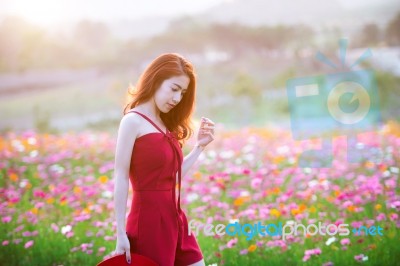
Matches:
[0,0,392,27]
[0,0,227,26]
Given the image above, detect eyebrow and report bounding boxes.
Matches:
[173,83,187,92]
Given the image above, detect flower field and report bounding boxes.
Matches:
[0,121,399,266]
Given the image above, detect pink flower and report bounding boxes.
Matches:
[351,221,363,228]
[51,223,59,232]
[384,179,396,188]
[35,202,45,208]
[70,247,79,252]
[96,230,105,237]
[22,231,31,237]
[81,243,89,251]
[304,248,322,261]
[343,201,353,208]
[2,216,12,223]
[98,247,106,253]
[239,249,248,255]
[2,240,9,246]
[13,239,22,244]
[354,254,367,262]
[227,238,238,248]
[305,248,320,256]
[389,213,398,221]
[24,240,34,249]
[14,225,24,232]
[251,178,262,189]
[340,238,350,245]
[322,262,334,266]
[376,213,386,221]
[33,190,46,198]
[242,169,251,175]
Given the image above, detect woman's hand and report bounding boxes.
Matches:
[196,117,215,148]
[113,233,131,264]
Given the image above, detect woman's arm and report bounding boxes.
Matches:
[181,144,204,177]
[181,117,215,177]
[113,114,140,241]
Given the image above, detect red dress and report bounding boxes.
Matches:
[125,110,203,266]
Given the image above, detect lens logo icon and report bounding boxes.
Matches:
[327,81,371,125]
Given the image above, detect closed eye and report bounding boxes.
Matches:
[172,87,187,95]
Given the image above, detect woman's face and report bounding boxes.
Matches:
[153,74,190,113]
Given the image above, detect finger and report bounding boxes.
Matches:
[202,126,215,132]
[201,117,214,126]
[204,119,215,125]
[126,251,131,264]
[202,125,214,129]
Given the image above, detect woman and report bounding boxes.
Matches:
[112,53,215,266]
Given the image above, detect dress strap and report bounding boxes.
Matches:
[127,110,168,135]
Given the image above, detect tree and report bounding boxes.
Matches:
[386,12,400,46]
[230,72,262,104]
[360,23,381,46]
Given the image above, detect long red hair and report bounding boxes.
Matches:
[123,53,197,147]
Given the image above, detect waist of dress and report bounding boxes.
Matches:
[133,188,175,191]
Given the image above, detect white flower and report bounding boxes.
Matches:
[285,220,295,226]
[61,225,72,235]
[390,167,399,174]
[277,145,289,154]
[19,180,28,188]
[220,150,234,159]
[308,180,318,187]
[325,237,336,246]
[229,218,239,224]
[240,191,249,197]
[187,193,199,202]
[101,191,112,199]
[27,137,37,145]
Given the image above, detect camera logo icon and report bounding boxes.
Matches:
[286,39,381,168]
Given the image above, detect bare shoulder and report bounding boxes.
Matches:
[114,112,143,175]
[118,112,143,139]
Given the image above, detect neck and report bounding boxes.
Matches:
[138,100,161,121]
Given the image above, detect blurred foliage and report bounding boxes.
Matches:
[375,70,400,119]
[271,67,296,88]
[0,12,399,132]
[229,72,262,104]
[33,106,58,134]
[1,11,399,73]
[360,24,381,47]
[385,12,400,46]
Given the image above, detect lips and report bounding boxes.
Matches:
[168,104,176,108]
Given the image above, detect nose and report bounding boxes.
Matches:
[172,94,181,103]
